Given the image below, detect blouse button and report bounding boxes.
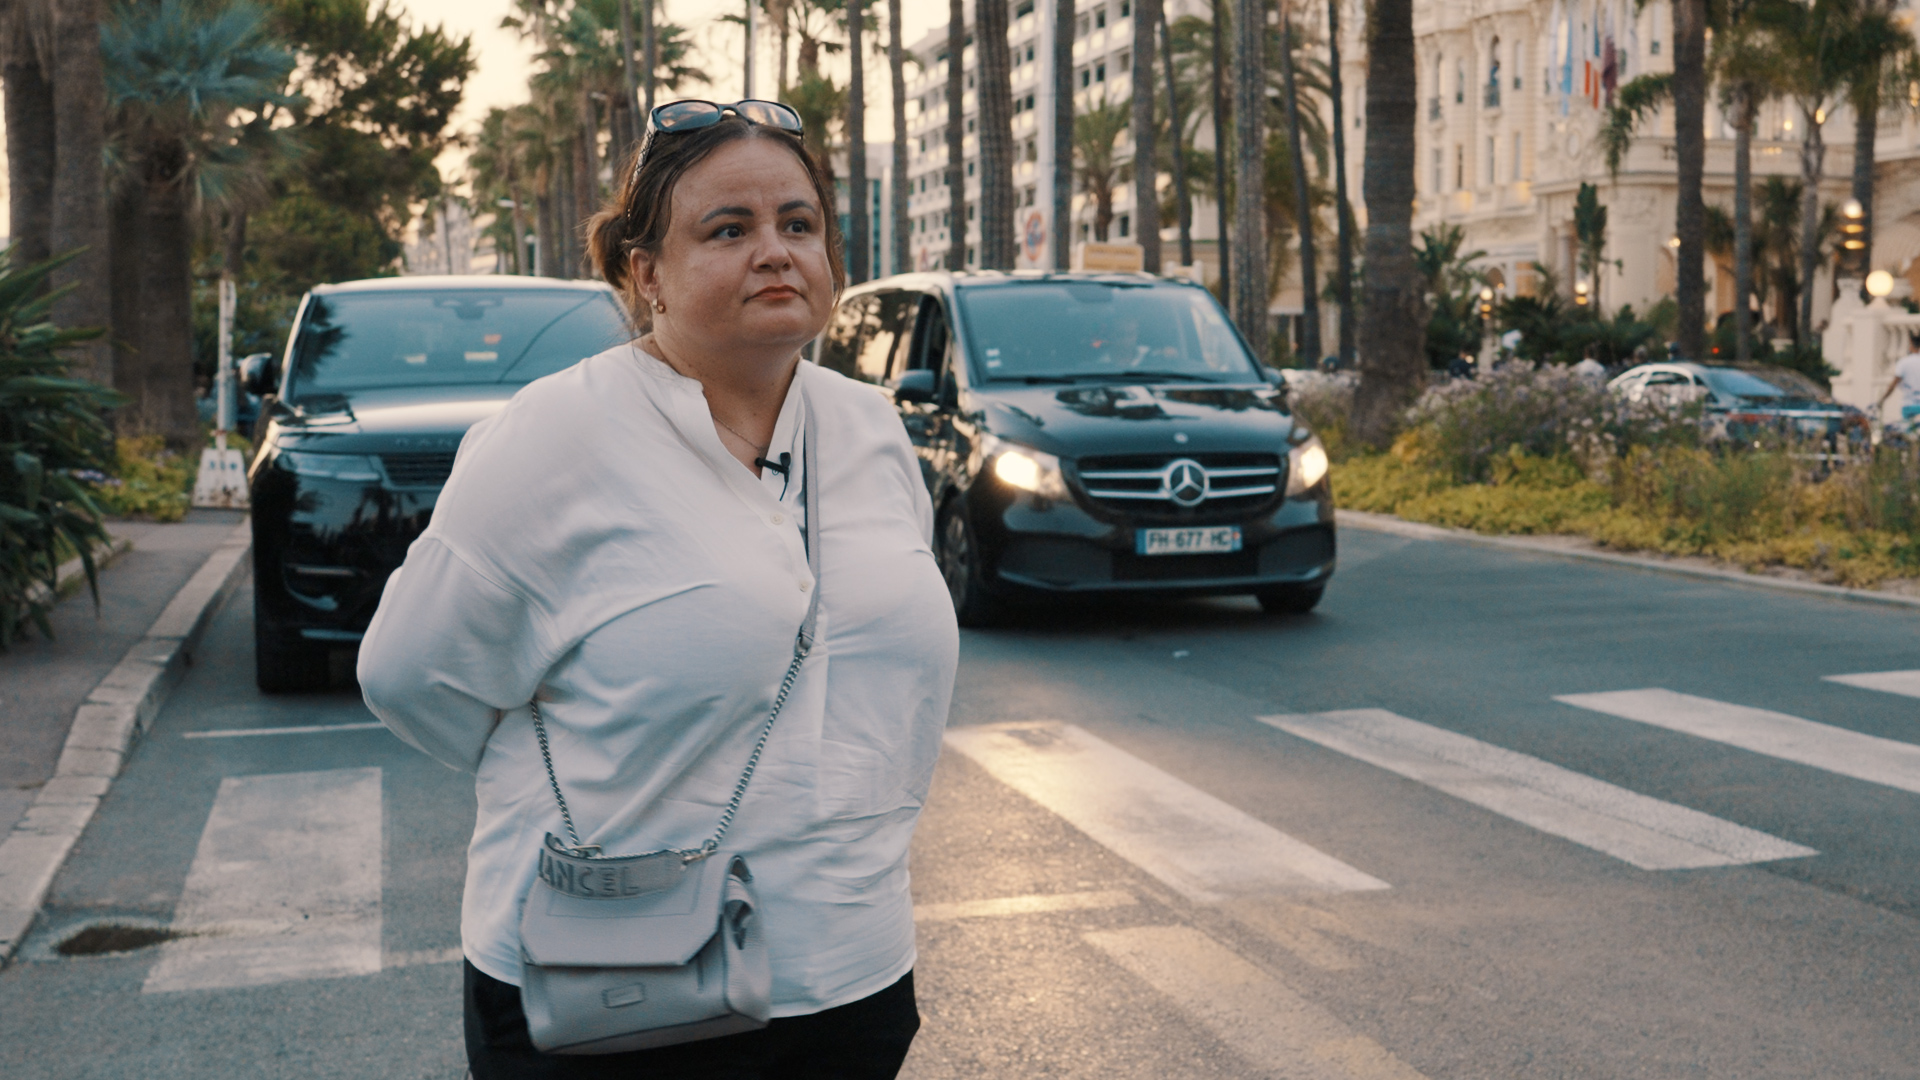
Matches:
[770,513,784,525]
[798,580,811,592]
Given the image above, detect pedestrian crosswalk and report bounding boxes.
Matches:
[1258,709,1816,870]
[1823,668,1920,699]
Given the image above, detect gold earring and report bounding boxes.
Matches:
[652,294,667,314]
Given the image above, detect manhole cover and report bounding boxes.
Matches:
[56,924,180,956]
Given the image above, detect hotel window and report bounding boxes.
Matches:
[1486,137,1495,182]
[1512,132,1522,180]
[1455,59,1465,104]
[1118,214,1131,237]
[1454,145,1463,189]
[1096,62,1106,82]
[1096,7,1106,28]
[1080,67,1091,87]
[1432,147,1442,191]
[1120,0,1130,17]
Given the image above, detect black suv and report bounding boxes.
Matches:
[816,272,1334,625]
[242,276,630,691]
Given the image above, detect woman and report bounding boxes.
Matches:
[358,101,959,1079]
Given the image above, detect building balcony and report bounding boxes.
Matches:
[1483,84,1500,109]
[1428,97,1442,121]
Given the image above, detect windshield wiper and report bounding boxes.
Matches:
[1112,371,1221,382]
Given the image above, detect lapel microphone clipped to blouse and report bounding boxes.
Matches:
[755,452,793,500]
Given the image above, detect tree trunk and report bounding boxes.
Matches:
[576,90,599,278]
[641,0,656,117]
[1132,0,1162,272]
[1734,93,1754,365]
[890,0,911,276]
[50,0,110,384]
[108,182,142,418]
[1327,0,1354,368]
[618,0,641,148]
[977,0,1015,268]
[1671,0,1707,358]
[1052,0,1074,269]
[1351,0,1423,447]
[1228,0,1265,353]
[5,49,55,274]
[946,0,967,270]
[1852,82,1878,278]
[848,0,870,283]
[1796,103,1825,345]
[136,174,195,444]
[1159,6,1192,268]
[1278,3,1318,363]
[538,186,558,278]
[1209,0,1229,297]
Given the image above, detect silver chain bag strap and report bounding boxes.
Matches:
[517,391,822,1056]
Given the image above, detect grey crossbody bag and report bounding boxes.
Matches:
[517,397,821,1056]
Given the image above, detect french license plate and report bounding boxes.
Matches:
[1136,525,1243,556]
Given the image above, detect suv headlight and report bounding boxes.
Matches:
[278,449,383,483]
[1285,434,1329,496]
[983,435,1068,499]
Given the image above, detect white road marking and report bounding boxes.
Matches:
[914,890,1137,922]
[385,946,463,968]
[945,723,1388,902]
[1557,689,1920,796]
[1824,670,1920,700]
[1084,925,1426,1080]
[143,768,383,993]
[1261,710,1816,870]
[182,721,386,739]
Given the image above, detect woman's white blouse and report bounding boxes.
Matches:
[357,345,959,1015]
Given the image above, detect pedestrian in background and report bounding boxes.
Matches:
[359,100,959,1079]
[1876,331,1920,430]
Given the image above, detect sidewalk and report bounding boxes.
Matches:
[0,510,248,838]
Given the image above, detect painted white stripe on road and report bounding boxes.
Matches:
[1261,710,1815,870]
[143,768,382,993]
[386,946,463,969]
[1084,925,1426,1080]
[1824,670,1920,700]
[945,723,1388,902]
[1557,689,1920,796]
[182,722,386,739]
[915,890,1136,923]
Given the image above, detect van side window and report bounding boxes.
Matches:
[819,295,871,378]
[853,291,921,384]
[905,297,951,384]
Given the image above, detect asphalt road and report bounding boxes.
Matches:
[5,523,1920,1079]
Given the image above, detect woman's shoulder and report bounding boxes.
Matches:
[797,361,902,430]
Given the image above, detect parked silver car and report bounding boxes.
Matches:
[1607,361,1867,442]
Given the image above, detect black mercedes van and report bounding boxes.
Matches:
[816,272,1334,626]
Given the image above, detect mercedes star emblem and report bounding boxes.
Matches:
[1164,459,1209,507]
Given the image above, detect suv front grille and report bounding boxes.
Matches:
[381,452,457,488]
[1074,452,1282,516]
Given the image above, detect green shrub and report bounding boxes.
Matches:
[0,252,122,645]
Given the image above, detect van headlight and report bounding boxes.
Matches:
[277,449,383,483]
[1285,434,1329,496]
[984,436,1068,499]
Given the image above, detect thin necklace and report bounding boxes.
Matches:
[713,414,770,455]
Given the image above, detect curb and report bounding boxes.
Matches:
[0,520,252,963]
[17,534,135,622]
[1336,509,1920,612]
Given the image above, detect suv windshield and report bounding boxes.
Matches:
[285,289,631,398]
[956,282,1259,383]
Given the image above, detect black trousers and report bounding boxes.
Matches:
[464,961,920,1080]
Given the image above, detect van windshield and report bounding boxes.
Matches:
[285,289,632,399]
[956,282,1260,383]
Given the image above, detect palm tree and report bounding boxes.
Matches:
[471,106,534,274]
[103,0,296,442]
[1325,0,1354,368]
[847,0,869,283]
[1209,0,1229,297]
[1277,0,1317,362]
[1713,14,1783,364]
[50,0,111,388]
[976,0,1015,268]
[1350,0,1421,446]
[889,0,909,276]
[3,0,56,277]
[1228,0,1264,353]
[1760,0,1850,346]
[1838,0,1913,276]
[944,0,965,269]
[1671,0,1707,358]
[1158,4,1192,267]
[1074,95,1130,241]
[1132,0,1162,271]
[1051,0,1073,269]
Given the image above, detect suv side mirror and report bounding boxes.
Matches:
[240,352,277,397]
[1261,366,1285,386]
[889,368,938,404]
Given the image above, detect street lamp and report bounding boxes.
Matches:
[1574,279,1590,307]
[1839,198,1868,277]
[1478,286,1495,320]
[1867,269,1894,299]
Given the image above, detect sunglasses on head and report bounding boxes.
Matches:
[632,99,805,178]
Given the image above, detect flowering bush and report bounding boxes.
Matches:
[1280,370,1357,458]
[1400,362,1697,483]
